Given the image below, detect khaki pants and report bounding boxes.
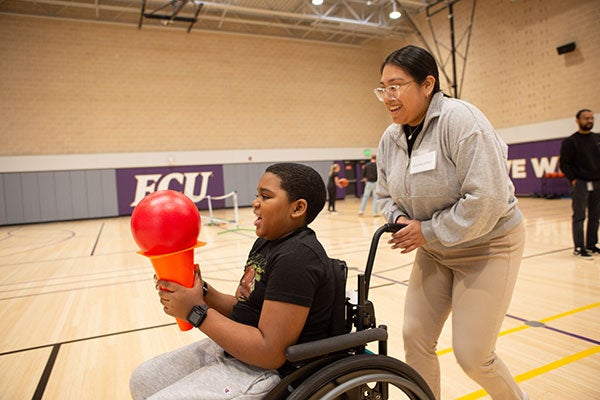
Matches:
[403,222,526,400]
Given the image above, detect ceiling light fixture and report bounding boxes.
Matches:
[389,1,401,19]
[312,0,324,5]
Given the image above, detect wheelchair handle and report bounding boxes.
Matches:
[381,223,407,234]
[364,223,406,299]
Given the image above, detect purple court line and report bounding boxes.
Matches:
[506,314,600,345]
[371,273,600,346]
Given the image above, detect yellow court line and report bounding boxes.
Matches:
[437,347,454,356]
[436,302,600,356]
[538,302,600,323]
[497,325,529,337]
[454,345,600,400]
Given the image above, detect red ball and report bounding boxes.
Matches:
[130,190,201,255]
[339,178,349,187]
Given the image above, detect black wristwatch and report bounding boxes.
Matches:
[187,304,209,328]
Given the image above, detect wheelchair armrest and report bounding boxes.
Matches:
[285,327,388,363]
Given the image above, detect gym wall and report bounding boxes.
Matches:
[402,0,599,130]
[0,15,390,156]
[1,0,599,225]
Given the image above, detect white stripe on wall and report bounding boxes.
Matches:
[1,114,597,173]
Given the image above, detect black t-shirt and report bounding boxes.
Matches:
[363,161,378,182]
[230,227,334,344]
[328,171,338,189]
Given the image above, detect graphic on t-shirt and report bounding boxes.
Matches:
[236,252,266,301]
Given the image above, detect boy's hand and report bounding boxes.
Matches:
[156,265,204,320]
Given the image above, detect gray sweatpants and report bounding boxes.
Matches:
[403,222,526,400]
[130,338,281,399]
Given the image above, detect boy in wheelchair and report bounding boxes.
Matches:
[130,163,337,399]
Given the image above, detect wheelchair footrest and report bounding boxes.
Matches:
[286,327,388,363]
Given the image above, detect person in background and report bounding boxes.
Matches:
[327,163,343,213]
[374,45,527,400]
[559,109,600,259]
[358,155,379,216]
[130,163,334,399]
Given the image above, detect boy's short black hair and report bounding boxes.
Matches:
[265,163,326,225]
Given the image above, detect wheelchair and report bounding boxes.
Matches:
[264,224,435,400]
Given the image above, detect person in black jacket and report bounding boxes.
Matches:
[559,109,600,259]
[327,163,343,212]
[358,155,379,216]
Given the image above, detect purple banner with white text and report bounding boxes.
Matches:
[116,165,225,215]
[507,138,570,197]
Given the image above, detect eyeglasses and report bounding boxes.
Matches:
[373,81,414,101]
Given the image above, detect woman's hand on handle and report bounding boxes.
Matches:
[388,216,426,254]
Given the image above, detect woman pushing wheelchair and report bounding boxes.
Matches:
[375,45,527,400]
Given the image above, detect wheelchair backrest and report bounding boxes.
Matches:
[328,258,350,337]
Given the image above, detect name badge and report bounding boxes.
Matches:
[410,151,436,174]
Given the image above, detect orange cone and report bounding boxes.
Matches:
[140,241,206,330]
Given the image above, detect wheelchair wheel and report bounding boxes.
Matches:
[286,354,434,400]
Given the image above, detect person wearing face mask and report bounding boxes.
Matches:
[374,45,527,400]
[559,109,600,259]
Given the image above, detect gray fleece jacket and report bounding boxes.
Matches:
[376,92,523,250]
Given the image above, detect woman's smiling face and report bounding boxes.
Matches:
[379,64,431,126]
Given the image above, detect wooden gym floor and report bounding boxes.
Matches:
[0,196,598,399]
